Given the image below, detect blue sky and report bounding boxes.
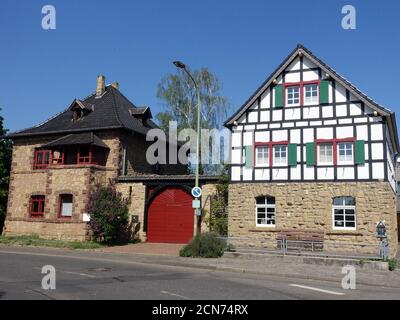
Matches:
[0,0,399,132]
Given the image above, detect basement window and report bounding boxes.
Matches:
[29,195,45,217]
[332,197,356,230]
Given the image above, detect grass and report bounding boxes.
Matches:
[0,235,105,249]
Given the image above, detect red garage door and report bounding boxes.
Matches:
[147,187,194,243]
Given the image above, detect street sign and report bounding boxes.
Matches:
[192,199,201,209]
[194,208,202,216]
[191,186,202,198]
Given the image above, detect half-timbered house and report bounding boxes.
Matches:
[225,44,399,257]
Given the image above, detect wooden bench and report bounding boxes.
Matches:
[277,229,324,252]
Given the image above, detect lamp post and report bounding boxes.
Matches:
[173,61,201,238]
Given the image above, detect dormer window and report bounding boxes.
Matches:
[69,99,93,122]
[73,109,83,121]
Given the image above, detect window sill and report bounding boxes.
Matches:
[326,230,363,236]
[249,228,280,232]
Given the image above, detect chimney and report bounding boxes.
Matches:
[96,75,105,96]
[111,81,119,90]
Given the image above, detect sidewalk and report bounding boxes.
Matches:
[97,248,400,289]
[97,243,183,256]
[1,244,399,289]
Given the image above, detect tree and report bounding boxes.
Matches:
[156,67,230,132]
[86,183,131,245]
[156,68,231,174]
[0,109,12,234]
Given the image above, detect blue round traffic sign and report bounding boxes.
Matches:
[191,187,202,198]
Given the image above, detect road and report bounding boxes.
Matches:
[0,246,399,300]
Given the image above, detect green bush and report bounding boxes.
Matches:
[388,259,397,271]
[179,232,226,258]
[86,183,131,245]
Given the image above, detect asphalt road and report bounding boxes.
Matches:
[0,246,399,300]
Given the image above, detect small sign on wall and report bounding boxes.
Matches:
[82,213,91,222]
[131,215,139,223]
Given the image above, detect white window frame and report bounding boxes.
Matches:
[255,146,269,167]
[318,143,333,165]
[304,84,319,105]
[286,86,300,107]
[273,145,287,166]
[337,142,354,164]
[255,197,276,227]
[332,197,356,230]
[60,194,73,218]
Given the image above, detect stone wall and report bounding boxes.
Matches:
[116,182,146,241]
[228,182,398,258]
[4,131,122,241]
[200,183,217,232]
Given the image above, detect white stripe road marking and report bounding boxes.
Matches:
[62,271,96,278]
[33,267,96,278]
[289,284,345,296]
[160,290,190,300]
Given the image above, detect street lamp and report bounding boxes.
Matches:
[173,60,202,238]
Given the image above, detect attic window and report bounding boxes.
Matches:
[73,109,83,121]
[70,99,93,122]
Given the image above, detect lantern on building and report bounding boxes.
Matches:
[376,221,387,240]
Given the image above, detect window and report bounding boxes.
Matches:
[273,145,287,165]
[304,84,319,104]
[333,197,356,230]
[34,150,50,170]
[318,144,333,164]
[59,194,73,218]
[51,149,64,165]
[29,195,45,217]
[286,86,300,106]
[256,146,269,166]
[256,196,276,227]
[77,146,91,164]
[338,142,353,164]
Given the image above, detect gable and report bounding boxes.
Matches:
[225,44,399,153]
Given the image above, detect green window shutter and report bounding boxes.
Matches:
[355,140,365,164]
[274,85,284,108]
[319,80,329,104]
[306,142,315,166]
[245,145,254,169]
[288,143,297,166]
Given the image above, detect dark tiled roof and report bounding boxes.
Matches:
[42,132,109,149]
[8,85,158,138]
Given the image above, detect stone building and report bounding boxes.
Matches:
[4,76,217,242]
[225,45,399,257]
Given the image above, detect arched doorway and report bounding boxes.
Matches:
[147,187,194,243]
